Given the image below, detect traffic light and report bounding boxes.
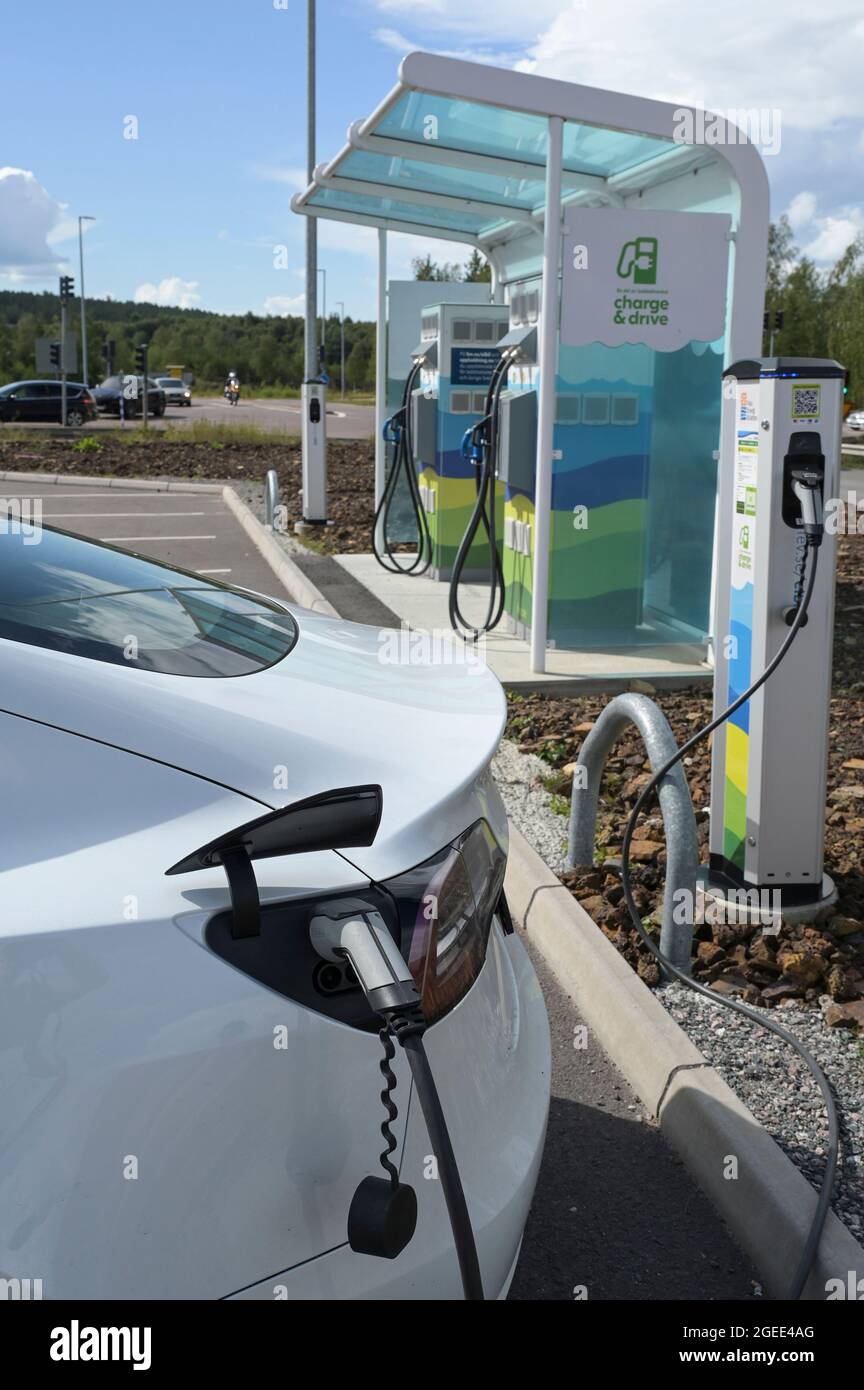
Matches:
[763,310,770,333]
[49,341,61,369]
[774,309,784,332]
[59,275,75,302]
[844,369,850,398]
[134,343,148,374]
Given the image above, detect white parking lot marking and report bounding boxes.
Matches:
[99,534,218,542]
[41,512,208,519]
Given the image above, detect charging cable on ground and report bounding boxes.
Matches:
[310,906,485,1300]
[372,359,433,576]
[620,503,839,1300]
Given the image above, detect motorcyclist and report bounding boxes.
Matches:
[224,371,240,403]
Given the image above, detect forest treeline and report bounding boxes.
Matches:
[0,228,860,396]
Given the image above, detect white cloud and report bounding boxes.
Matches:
[368,0,864,133]
[134,276,201,308]
[786,191,817,230]
[368,0,563,42]
[517,0,864,133]
[373,25,524,65]
[783,191,863,262]
[800,208,864,263]
[0,167,67,276]
[263,293,306,315]
[252,164,309,190]
[375,27,415,55]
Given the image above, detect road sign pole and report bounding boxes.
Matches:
[60,299,67,428]
[142,346,149,430]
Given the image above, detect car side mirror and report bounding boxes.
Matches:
[166,785,383,939]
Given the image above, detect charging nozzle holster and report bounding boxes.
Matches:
[783,431,825,544]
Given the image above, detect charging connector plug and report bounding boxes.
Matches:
[792,476,824,546]
[309,906,424,1031]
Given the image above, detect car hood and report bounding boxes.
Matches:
[0,607,507,879]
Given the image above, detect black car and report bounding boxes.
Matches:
[92,375,165,418]
[0,380,97,427]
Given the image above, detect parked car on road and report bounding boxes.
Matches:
[93,375,165,418]
[0,518,550,1300]
[152,375,192,407]
[0,379,97,427]
[845,408,864,431]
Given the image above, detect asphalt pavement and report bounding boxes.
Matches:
[173,396,374,439]
[29,483,285,596]
[509,943,755,1300]
[5,396,374,441]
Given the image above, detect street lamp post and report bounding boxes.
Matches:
[334,301,345,399]
[300,0,327,524]
[78,216,95,387]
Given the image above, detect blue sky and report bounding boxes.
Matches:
[2,0,863,321]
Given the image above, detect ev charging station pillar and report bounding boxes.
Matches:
[706,358,844,921]
[301,381,328,524]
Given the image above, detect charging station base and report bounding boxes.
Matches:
[696,872,838,930]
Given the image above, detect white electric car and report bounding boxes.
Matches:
[0,519,550,1300]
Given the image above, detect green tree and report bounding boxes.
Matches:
[464,249,492,283]
[412,254,463,282]
[346,337,372,391]
[778,258,826,359]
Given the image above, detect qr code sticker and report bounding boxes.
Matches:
[792,385,820,420]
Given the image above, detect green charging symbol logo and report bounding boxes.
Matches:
[617,236,659,285]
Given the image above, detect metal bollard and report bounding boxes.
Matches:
[567,693,700,974]
[265,470,280,530]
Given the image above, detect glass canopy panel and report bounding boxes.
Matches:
[374,92,676,176]
[339,149,546,212]
[563,121,675,175]
[307,186,496,234]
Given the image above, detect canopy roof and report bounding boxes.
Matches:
[292,52,769,287]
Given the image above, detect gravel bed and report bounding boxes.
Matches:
[662,983,863,1240]
[494,735,864,1242]
[493,738,569,874]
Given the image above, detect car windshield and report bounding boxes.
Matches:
[0,521,297,677]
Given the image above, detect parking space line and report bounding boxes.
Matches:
[40,512,208,519]
[99,534,218,542]
[198,568,232,574]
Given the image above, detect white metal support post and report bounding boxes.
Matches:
[530,115,564,673]
[375,227,388,508]
[301,0,327,522]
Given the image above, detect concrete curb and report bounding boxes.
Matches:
[505,824,864,1300]
[0,468,222,493]
[221,486,339,617]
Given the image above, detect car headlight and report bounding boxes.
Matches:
[381,821,506,1025]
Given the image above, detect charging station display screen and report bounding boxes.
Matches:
[450,348,500,387]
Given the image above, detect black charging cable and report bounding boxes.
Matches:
[449,352,511,641]
[391,1014,485,1301]
[372,359,433,575]
[310,907,485,1300]
[619,532,840,1300]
